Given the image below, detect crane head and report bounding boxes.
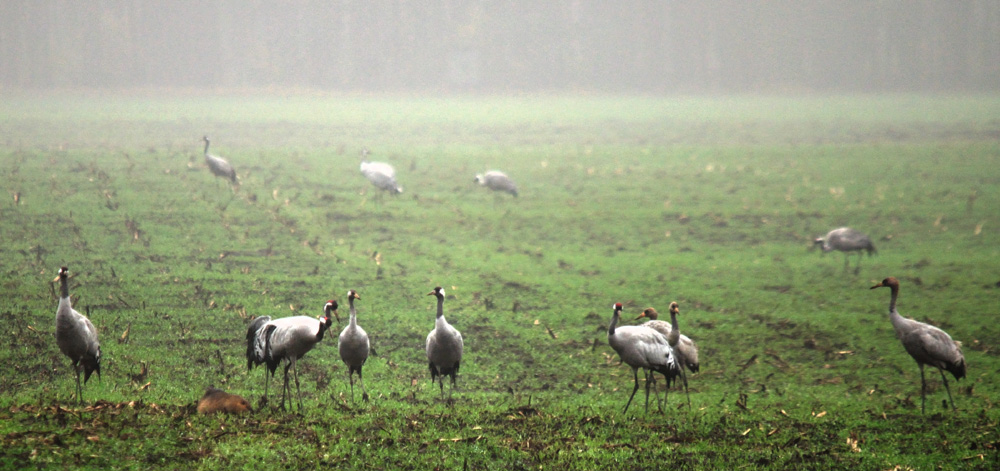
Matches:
[427,286,445,298]
[54,266,69,282]
[669,302,680,316]
[636,307,658,320]
[870,277,899,290]
[324,299,340,322]
[347,290,361,301]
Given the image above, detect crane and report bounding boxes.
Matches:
[202,136,238,184]
[246,300,338,410]
[814,227,876,274]
[359,147,403,195]
[474,170,518,197]
[54,266,101,404]
[637,302,698,408]
[871,277,965,413]
[338,290,370,402]
[425,286,463,403]
[607,302,681,414]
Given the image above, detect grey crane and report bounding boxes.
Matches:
[814,227,876,274]
[425,286,463,402]
[474,170,518,197]
[338,290,370,402]
[246,301,338,410]
[54,266,101,404]
[202,136,238,184]
[871,277,965,413]
[359,147,403,195]
[607,302,681,414]
[637,302,698,408]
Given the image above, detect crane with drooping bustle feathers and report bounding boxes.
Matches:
[338,290,370,402]
[637,302,698,408]
[359,147,403,195]
[607,302,681,414]
[474,170,518,197]
[814,227,876,274]
[202,136,238,184]
[425,286,463,402]
[245,301,338,410]
[54,266,101,404]
[871,276,965,413]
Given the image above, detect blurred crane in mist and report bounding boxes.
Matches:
[637,302,698,409]
[245,300,338,410]
[54,266,101,404]
[202,136,238,184]
[607,302,681,414]
[359,147,403,196]
[871,277,965,413]
[813,227,876,274]
[475,170,518,197]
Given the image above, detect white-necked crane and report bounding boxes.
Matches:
[637,302,698,408]
[425,286,463,402]
[202,136,238,184]
[871,277,965,413]
[474,170,518,197]
[814,227,876,274]
[338,290,370,402]
[359,147,403,195]
[607,302,681,414]
[54,266,101,404]
[246,300,338,410]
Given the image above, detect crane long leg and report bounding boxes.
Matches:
[938,368,956,411]
[292,359,303,411]
[74,366,83,405]
[643,369,652,413]
[281,362,291,411]
[623,367,641,415]
[359,369,369,402]
[919,364,927,414]
[679,368,692,410]
[347,370,355,401]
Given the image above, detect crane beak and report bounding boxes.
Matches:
[870,282,883,289]
[635,313,647,320]
[52,275,60,282]
[426,291,435,296]
[354,294,362,301]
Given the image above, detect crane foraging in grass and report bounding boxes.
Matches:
[246,301,338,410]
[637,302,698,408]
[474,170,518,197]
[871,277,965,413]
[338,290,370,402]
[202,136,238,184]
[425,286,463,403]
[54,266,101,404]
[607,302,681,414]
[359,147,403,196]
[814,227,876,274]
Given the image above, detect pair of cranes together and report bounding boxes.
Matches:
[204,137,519,198]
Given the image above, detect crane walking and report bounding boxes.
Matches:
[246,301,338,410]
[54,266,101,404]
[474,170,518,197]
[814,227,876,274]
[871,277,965,413]
[338,290,370,402]
[637,302,698,408]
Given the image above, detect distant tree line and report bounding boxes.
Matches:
[2,1,998,93]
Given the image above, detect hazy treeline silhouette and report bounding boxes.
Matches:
[3,1,998,93]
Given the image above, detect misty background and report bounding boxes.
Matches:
[3,1,999,93]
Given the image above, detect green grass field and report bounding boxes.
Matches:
[1,93,998,470]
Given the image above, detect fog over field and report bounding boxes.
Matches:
[3,1,999,93]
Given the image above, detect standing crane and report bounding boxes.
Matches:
[637,302,698,408]
[871,277,965,413]
[607,302,681,414]
[814,227,876,274]
[246,300,338,410]
[359,147,403,196]
[474,170,518,197]
[54,266,101,404]
[202,136,238,184]
[338,290,370,402]
[425,286,463,402]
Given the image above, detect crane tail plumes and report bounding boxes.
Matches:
[245,316,272,371]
